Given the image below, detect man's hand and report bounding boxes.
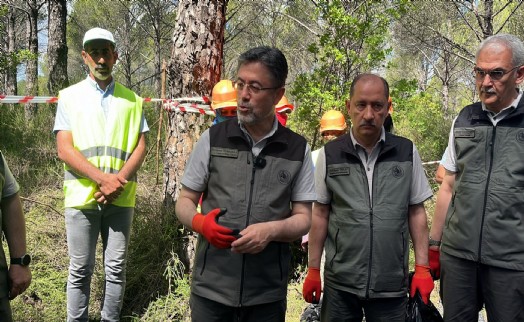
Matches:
[410,264,434,304]
[230,222,273,254]
[8,265,31,300]
[192,208,236,249]
[302,267,321,304]
[429,248,440,280]
[96,174,127,204]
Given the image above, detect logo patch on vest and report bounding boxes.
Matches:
[391,165,404,178]
[328,167,350,177]
[517,130,524,142]
[210,147,239,158]
[454,128,475,138]
[278,170,291,184]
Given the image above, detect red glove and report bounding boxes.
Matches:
[410,264,434,304]
[192,208,236,249]
[302,268,321,304]
[429,248,440,280]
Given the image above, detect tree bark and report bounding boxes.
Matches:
[163,0,227,271]
[47,0,69,96]
[5,5,18,95]
[24,0,39,119]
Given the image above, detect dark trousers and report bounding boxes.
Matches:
[441,251,524,322]
[320,284,407,322]
[0,296,12,322]
[189,292,286,322]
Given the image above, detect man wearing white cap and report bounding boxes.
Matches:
[53,27,149,321]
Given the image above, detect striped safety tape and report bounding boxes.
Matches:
[1,94,215,115]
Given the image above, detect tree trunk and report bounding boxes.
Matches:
[24,0,39,119]
[120,11,133,89]
[154,34,161,97]
[5,5,18,95]
[482,0,493,38]
[47,0,69,96]
[163,0,227,271]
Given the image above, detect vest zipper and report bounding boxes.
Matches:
[366,207,373,299]
[238,154,259,307]
[362,162,373,299]
[478,126,496,262]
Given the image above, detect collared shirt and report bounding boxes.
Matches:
[53,76,149,133]
[181,118,316,202]
[239,117,279,157]
[315,127,431,204]
[349,126,386,198]
[441,90,523,172]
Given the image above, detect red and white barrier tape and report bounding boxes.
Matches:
[0,95,59,104]
[0,94,215,115]
[163,101,215,116]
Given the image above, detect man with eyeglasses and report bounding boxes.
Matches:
[303,73,434,322]
[176,46,315,322]
[429,33,524,321]
[54,27,148,321]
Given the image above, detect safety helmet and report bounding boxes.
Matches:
[320,110,347,134]
[211,80,237,110]
[275,95,294,113]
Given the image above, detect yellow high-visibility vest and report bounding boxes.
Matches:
[59,80,143,208]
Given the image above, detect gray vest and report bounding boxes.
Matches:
[323,133,413,299]
[442,99,524,271]
[192,119,307,306]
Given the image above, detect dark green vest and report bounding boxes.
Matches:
[442,98,524,271]
[192,119,308,306]
[323,133,413,299]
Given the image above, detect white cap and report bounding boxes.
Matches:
[83,27,115,47]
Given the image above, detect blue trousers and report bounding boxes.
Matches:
[65,206,134,322]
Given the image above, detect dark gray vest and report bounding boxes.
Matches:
[323,133,414,299]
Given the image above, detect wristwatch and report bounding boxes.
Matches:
[429,237,441,247]
[10,254,31,266]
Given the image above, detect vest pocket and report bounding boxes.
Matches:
[370,230,406,292]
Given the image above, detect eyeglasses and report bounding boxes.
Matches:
[234,80,280,95]
[473,65,521,81]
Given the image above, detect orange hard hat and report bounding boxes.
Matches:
[320,110,347,134]
[275,95,294,113]
[211,80,237,110]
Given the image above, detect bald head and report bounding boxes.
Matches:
[350,74,389,101]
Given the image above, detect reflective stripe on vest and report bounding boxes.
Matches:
[59,80,142,208]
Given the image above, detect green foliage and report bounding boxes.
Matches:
[129,252,191,321]
[0,104,61,193]
[290,0,409,144]
[390,79,452,162]
[121,180,188,319]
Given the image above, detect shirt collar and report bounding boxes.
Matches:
[85,76,115,94]
[238,116,279,145]
[349,126,386,150]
